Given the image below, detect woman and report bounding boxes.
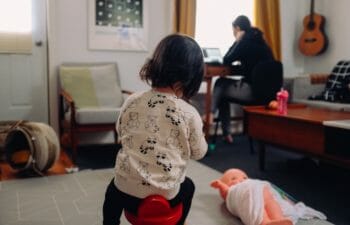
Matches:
[210,15,274,143]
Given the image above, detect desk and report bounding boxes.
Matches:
[203,64,234,137]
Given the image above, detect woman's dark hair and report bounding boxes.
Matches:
[139,33,204,99]
[232,15,251,31]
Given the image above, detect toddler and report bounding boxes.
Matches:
[103,33,208,225]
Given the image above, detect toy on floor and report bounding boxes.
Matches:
[124,195,183,225]
[210,169,327,225]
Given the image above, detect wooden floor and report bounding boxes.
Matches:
[0,150,74,181]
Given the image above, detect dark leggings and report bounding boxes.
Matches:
[103,177,195,225]
[211,77,254,135]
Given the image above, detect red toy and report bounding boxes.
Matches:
[124,195,183,225]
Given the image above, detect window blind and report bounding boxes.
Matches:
[0,32,32,54]
[0,0,32,54]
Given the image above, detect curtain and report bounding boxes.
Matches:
[253,0,281,61]
[172,0,197,37]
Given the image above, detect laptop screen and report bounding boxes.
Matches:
[202,48,223,64]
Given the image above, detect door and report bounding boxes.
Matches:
[0,0,48,123]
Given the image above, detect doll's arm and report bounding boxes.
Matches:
[211,180,229,199]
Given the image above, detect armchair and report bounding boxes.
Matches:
[59,63,131,162]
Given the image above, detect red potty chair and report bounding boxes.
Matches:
[124,195,183,225]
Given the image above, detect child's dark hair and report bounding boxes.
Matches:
[140,34,204,99]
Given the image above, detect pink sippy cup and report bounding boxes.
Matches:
[277,88,289,115]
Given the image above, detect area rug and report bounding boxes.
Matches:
[0,160,332,225]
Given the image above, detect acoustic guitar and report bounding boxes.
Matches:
[298,0,328,56]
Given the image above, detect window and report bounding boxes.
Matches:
[195,0,253,57]
[0,0,32,54]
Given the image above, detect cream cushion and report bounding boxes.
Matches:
[60,63,123,108]
[65,107,122,124]
[60,63,124,124]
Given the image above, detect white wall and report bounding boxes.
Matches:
[46,0,350,132]
[48,0,172,131]
[280,0,307,77]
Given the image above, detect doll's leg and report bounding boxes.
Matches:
[263,186,285,219]
[261,187,293,225]
[261,211,293,225]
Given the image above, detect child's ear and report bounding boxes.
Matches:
[171,82,183,97]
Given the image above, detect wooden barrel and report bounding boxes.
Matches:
[3,121,60,172]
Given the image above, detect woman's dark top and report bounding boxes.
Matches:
[223,27,274,84]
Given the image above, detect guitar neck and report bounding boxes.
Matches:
[310,0,315,20]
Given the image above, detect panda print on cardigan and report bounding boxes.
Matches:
[114,90,207,199]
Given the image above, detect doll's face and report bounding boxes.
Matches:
[221,169,248,187]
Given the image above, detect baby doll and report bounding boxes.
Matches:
[211,169,326,225]
[211,168,293,225]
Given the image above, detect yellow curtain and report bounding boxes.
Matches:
[253,0,281,61]
[172,0,196,37]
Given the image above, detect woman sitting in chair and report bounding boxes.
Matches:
[209,15,275,143]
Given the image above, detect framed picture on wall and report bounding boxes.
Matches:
[88,0,148,51]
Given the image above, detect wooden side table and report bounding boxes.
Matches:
[244,104,350,170]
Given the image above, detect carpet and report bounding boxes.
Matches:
[0,159,332,225]
[200,135,350,225]
[0,161,234,225]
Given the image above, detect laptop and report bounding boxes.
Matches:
[202,47,243,79]
[202,47,223,65]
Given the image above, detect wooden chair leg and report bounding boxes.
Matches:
[213,118,220,143]
[113,129,118,144]
[208,118,220,152]
[69,128,78,163]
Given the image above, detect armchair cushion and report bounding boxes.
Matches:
[65,107,122,124]
[59,64,123,109]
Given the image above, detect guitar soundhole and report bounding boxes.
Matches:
[304,38,317,43]
[307,21,315,30]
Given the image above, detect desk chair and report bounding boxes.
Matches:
[210,60,283,151]
[251,60,284,105]
[59,63,131,162]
